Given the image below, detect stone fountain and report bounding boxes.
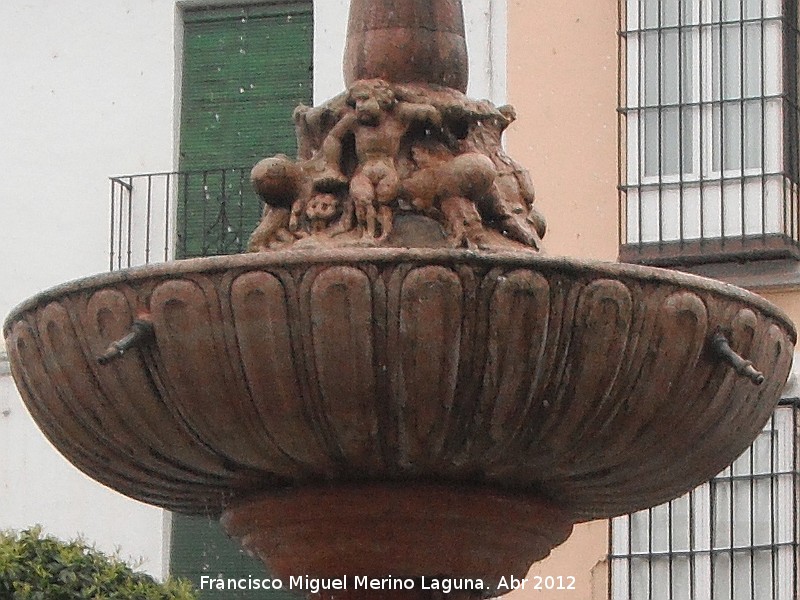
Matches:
[3,0,796,598]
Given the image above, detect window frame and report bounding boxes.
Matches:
[618,0,800,266]
[609,400,800,600]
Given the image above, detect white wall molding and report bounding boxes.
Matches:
[782,352,800,400]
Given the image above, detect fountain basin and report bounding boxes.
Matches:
[3,248,795,573]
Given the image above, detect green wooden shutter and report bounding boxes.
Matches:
[171,4,312,598]
[177,2,313,258]
[170,514,297,600]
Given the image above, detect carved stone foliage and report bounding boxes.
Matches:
[248,82,546,253]
[4,249,794,521]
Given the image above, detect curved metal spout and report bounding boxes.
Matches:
[711,333,766,386]
[97,318,154,365]
[344,0,469,91]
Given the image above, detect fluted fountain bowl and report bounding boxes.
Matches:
[3,248,795,582]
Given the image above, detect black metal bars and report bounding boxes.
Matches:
[618,0,800,266]
[108,167,259,270]
[610,400,800,600]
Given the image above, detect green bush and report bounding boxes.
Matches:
[0,527,197,599]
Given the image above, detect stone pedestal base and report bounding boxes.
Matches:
[221,484,574,597]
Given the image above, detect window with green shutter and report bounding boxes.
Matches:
[171,4,312,598]
[177,1,313,258]
[171,513,299,599]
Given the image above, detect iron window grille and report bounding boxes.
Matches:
[610,400,800,600]
[618,0,800,265]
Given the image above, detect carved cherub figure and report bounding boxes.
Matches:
[449,103,547,250]
[317,79,442,241]
[402,144,497,247]
[247,155,310,251]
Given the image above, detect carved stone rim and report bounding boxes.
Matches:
[4,248,796,343]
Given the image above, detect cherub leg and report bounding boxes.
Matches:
[247,206,291,252]
[375,169,400,241]
[502,214,542,250]
[483,183,541,250]
[440,196,483,249]
[289,196,307,233]
[350,173,376,238]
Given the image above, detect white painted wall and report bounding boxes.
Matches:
[0,0,504,582]
[0,2,183,321]
[0,0,181,580]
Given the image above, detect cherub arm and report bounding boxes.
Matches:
[289,197,305,232]
[319,112,359,175]
[288,177,314,232]
[397,101,442,129]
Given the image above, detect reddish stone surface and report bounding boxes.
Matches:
[221,484,573,586]
[344,0,469,91]
[4,249,794,521]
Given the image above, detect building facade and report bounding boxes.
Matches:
[506,1,800,599]
[1,0,798,598]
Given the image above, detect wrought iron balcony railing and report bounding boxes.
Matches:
[109,167,261,271]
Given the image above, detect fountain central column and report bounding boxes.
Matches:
[344,0,469,91]
[226,4,568,590]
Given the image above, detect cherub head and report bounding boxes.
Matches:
[347,79,396,125]
[305,193,340,225]
[250,154,304,207]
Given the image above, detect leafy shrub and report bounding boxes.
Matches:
[0,527,197,599]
